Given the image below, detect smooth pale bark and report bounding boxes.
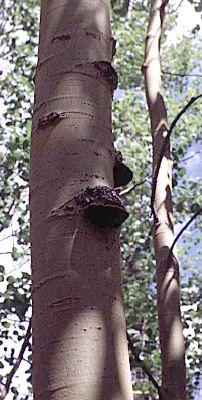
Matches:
[30,1,133,399]
[143,1,186,399]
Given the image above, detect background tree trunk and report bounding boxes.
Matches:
[30,1,133,399]
[143,1,186,399]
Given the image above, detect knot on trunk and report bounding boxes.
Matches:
[94,61,118,93]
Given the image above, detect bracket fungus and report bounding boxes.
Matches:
[75,186,128,228]
[114,150,133,188]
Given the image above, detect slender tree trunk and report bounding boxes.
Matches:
[30,1,133,399]
[143,1,186,399]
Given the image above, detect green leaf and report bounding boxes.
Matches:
[7,276,17,284]
[2,321,11,329]
[191,203,201,213]
[22,139,30,150]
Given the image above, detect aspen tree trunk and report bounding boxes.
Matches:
[30,1,133,399]
[143,1,186,399]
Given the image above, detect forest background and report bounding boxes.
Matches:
[0,0,201,399]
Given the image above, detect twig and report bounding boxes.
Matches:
[181,149,202,163]
[162,70,202,78]
[119,176,151,197]
[117,65,202,79]
[168,207,202,264]
[131,67,202,78]
[151,93,202,221]
[0,319,32,400]
[127,332,161,395]
[4,260,30,276]
[0,234,14,243]
[167,0,184,14]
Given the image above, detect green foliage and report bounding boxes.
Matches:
[0,0,39,397]
[0,0,201,399]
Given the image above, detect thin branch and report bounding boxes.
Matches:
[0,319,32,400]
[0,234,14,243]
[181,149,202,163]
[168,207,202,263]
[119,176,151,197]
[151,93,202,221]
[0,225,7,234]
[127,332,161,394]
[119,65,202,79]
[162,70,202,78]
[7,198,16,216]
[167,0,184,14]
[4,261,30,276]
[4,259,30,276]
[1,27,23,36]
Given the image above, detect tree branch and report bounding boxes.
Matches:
[151,93,202,221]
[167,0,184,14]
[168,207,202,264]
[181,149,202,163]
[120,66,202,79]
[0,319,32,400]
[162,70,202,78]
[127,332,161,394]
[119,176,151,197]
